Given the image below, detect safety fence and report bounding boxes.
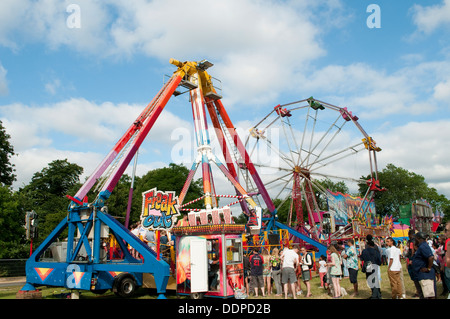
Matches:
[0,259,27,277]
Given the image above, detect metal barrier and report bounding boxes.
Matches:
[0,259,27,277]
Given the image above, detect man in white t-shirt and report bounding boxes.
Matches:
[386,237,403,299]
[281,245,299,299]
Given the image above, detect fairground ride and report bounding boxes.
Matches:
[239,98,384,249]
[20,59,275,298]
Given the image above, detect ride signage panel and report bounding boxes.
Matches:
[140,188,181,231]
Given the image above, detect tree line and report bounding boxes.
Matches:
[0,121,448,258]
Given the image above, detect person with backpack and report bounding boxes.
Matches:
[361,238,382,299]
[299,246,313,297]
[249,247,265,297]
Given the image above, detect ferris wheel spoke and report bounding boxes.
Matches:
[275,192,293,215]
[254,108,277,128]
[300,114,347,169]
[253,163,292,173]
[305,109,321,168]
[304,175,330,195]
[308,142,365,171]
[298,105,312,166]
[276,191,293,214]
[293,170,329,199]
[239,138,260,185]
[246,170,292,197]
[279,114,299,165]
[299,180,319,222]
[257,136,296,168]
[266,173,294,200]
[263,171,294,189]
[310,171,367,184]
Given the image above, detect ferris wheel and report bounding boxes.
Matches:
[241,97,382,239]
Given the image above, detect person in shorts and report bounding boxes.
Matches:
[249,247,265,297]
[343,238,359,296]
[281,245,299,299]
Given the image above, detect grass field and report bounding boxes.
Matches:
[0,260,448,299]
[247,260,448,299]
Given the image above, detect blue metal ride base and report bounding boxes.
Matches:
[274,221,328,257]
[21,207,170,298]
[259,212,327,257]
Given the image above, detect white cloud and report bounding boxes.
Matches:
[0,0,332,106]
[44,78,61,95]
[0,97,193,190]
[11,147,103,189]
[376,120,450,198]
[0,62,8,95]
[434,80,450,101]
[1,98,192,148]
[297,60,450,118]
[0,0,112,54]
[0,0,29,50]
[1,99,138,149]
[106,0,327,106]
[411,0,450,34]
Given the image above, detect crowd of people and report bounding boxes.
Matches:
[122,218,450,300]
[242,221,450,299]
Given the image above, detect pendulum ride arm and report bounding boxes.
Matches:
[175,64,262,219]
[71,59,199,207]
[190,87,216,209]
[178,159,201,205]
[213,99,276,215]
[205,98,251,216]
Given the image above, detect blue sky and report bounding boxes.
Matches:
[1,0,450,204]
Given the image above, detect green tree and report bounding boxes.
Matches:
[358,163,450,218]
[129,163,204,225]
[18,159,84,243]
[234,213,248,224]
[0,121,26,257]
[272,197,291,224]
[0,186,28,258]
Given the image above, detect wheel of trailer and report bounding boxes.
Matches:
[113,274,137,298]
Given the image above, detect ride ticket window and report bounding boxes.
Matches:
[226,238,242,264]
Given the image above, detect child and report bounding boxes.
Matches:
[318,255,328,288]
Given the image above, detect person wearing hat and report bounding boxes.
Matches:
[412,232,436,299]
